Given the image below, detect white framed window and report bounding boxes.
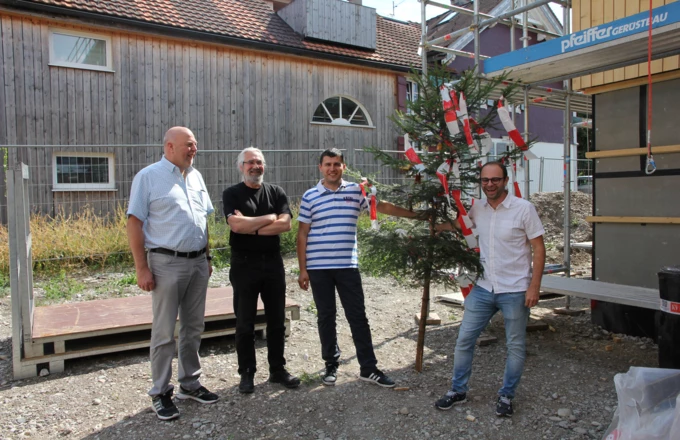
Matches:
[311,96,374,127]
[52,152,116,191]
[406,81,418,103]
[406,81,419,115]
[49,28,113,72]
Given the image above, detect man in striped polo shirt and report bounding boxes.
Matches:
[296,148,420,387]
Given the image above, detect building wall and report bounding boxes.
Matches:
[593,79,680,289]
[572,0,680,91]
[0,12,402,216]
[449,25,566,144]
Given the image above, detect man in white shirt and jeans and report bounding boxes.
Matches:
[434,161,546,417]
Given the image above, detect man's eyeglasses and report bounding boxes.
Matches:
[243,159,264,166]
[481,177,504,185]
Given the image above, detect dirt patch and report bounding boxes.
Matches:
[0,192,655,440]
[531,191,593,273]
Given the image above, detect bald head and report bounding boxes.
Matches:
[163,126,197,172]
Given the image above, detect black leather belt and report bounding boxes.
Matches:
[149,248,206,259]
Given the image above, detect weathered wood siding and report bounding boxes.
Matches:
[572,0,679,91]
[278,0,377,49]
[0,12,401,217]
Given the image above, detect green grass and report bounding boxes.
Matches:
[0,272,9,298]
[297,371,319,386]
[39,270,85,304]
[116,272,137,286]
[305,300,317,316]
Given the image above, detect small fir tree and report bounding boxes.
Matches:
[358,65,530,371]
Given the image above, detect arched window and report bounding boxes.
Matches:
[311,96,374,127]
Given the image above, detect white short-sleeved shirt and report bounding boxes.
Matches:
[127,156,214,252]
[297,179,367,269]
[468,194,545,293]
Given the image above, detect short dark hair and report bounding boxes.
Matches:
[481,161,508,180]
[319,148,344,164]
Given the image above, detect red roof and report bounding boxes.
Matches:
[23,0,422,68]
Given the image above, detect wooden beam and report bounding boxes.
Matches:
[583,69,680,95]
[585,144,680,158]
[586,216,680,224]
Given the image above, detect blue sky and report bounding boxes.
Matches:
[360,0,564,24]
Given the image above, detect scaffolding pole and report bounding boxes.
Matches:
[562,0,573,309]
[522,0,531,199]
[425,0,562,44]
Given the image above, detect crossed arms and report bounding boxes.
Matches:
[227,211,291,235]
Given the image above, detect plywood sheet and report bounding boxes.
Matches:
[32,287,298,340]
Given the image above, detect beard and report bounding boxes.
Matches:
[244,172,263,185]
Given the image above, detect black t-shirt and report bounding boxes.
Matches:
[222,182,291,253]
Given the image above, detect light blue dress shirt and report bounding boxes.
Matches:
[127,156,214,252]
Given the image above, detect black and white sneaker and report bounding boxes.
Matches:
[322,364,338,386]
[176,385,219,404]
[434,390,467,410]
[496,395,514,417]
[151,390,180,421]
[359,369,396,388]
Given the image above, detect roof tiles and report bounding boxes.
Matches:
[24,0,422,68]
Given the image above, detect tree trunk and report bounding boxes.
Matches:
[415,212,436,372]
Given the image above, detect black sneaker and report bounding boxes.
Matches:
[496,395,513,417]
[239,372,255,394]
[359,369,396,388]
[176,385,219,404]
[151,390,180,421]
[434,390,467,410]
[269,369,301,389]
[322,364,338,386]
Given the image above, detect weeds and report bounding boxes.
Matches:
[297,371,319,386]
[305,300,317,316]
[116,272,137,286]
[39,270,85,304]
[0,272,9,298]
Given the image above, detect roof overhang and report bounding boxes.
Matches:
[483,2,680,85]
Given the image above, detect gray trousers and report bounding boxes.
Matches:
[147,252,210,397]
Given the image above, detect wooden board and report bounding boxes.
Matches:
[586,216,680,224]
[541,275,659,310]
[32,287,299,342]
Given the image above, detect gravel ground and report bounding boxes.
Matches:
[0,191,659,439]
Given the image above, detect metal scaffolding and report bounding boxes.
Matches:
[420,0,585,281]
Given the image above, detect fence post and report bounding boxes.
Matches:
[0,149,6,225]
[538,157,544,193]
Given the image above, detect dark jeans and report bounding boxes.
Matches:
[229,251,287,375]
[308,268,378,375]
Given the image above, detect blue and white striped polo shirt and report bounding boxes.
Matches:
[298,180,367,270]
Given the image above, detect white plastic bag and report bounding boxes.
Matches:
[603,367,680,440]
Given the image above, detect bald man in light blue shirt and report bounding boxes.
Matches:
[127,126,218,421]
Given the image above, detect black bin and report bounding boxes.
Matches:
[657,266,680,369]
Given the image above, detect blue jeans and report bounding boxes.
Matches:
[451,285,529,399]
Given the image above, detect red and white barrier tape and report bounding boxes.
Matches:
[359,178,378,229]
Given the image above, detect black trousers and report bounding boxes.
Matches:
[229,251,287,375]
[308,268,378,375]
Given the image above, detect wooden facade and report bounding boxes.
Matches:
[0,10,405,217]
[572,0,680,91]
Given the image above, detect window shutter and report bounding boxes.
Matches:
[397,76,407,112]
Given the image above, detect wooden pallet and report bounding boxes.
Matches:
[17,287,300,377]
[541,276,659,310]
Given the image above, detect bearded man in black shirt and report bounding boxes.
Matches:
[222,147,300,394]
